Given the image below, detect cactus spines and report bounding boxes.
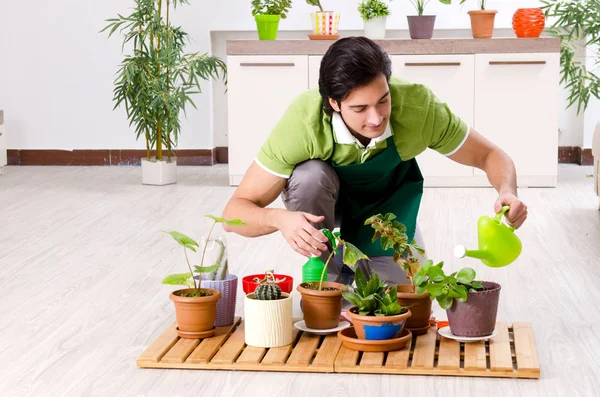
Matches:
[254,283,282,300]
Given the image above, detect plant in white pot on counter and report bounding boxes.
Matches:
[102,0,227,185]
[358,0,392,40]
[407,0,451,39]
[251,0,292,40]
[460,0,498,39]
[306,0,341,39]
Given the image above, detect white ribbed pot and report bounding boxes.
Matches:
[364,16,387,40]
[244,292,293,348]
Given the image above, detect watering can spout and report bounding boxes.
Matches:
[454,245,495,261]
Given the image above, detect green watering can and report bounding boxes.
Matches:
[454,206,522,268]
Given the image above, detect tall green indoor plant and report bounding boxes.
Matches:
[102,0,227,185]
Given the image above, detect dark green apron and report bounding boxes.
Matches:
[331,136,424,257]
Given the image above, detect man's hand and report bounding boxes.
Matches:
[494,192,528,229]
[274,210,329,257]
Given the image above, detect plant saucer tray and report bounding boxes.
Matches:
[137,318,540,379]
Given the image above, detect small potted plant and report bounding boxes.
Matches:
[460,0,498,39]
[251,0,292,40]
[413,261,500,336]
[342,267,412,340]
[306,0,341,39]
[357,0,392,40]
[366,213,431,335]
[297,230,368,330]
[242,270,294,294]
[162,215,246,338]
[407,0,451,39]
[245,282,293,348]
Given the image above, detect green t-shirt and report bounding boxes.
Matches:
[256,76,469,178]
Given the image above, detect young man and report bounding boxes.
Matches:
[222,36,528,285]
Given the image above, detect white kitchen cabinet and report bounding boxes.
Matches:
[391,55,475,185]
[473,53,559,187]
[0,111,6,174]
[308,56,322,89]
[227,56,309,185]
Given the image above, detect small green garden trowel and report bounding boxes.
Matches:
[454,206,522,268]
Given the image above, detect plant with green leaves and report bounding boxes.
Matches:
[365,213,425,292]
[342,267,406,316]
[251,0,293,18]
[162,215,246,295]
[358,0,392,21]
[101,0,227,163]
[412,260,485,309]
[540,0,600,115]
[306,0,324,12]
[410,0,451,16]
[459,0,488,10]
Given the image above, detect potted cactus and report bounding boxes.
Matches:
[343,268,412,340]
[413,261,500,336]
[366,213,431,335]
[244,283,293,348]
[162,215,246,338]
[297,230,368,330]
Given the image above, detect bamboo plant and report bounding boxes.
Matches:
[102,0,227,161]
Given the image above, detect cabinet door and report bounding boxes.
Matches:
[391,55,475,182]
[473,53,559,186]
[308,56,322,89]
[227,56,309,185]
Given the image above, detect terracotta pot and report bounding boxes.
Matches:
[512,8,545,38]
[407,15,436,39]
[396,284,432,335]
[468,9,497,39]
[346,307,412,340]
[297,282,346,329]
[170,288,221,339]
[446,281,501,337]
[244,292,293,348]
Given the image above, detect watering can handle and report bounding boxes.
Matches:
[494,205,514,232]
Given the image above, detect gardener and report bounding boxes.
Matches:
[222,36,528,285]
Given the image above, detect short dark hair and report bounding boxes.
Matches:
[318,36,392,115]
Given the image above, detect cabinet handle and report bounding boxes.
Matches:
[489,61,546,65]
[405,62,461,67]
[239,62,295,67]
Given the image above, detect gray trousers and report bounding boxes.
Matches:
[281,160,427,287]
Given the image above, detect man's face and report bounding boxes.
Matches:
[329,74,391,141]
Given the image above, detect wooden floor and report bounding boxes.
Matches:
[0,164,598,397]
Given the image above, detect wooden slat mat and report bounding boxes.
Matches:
[137,318,540,379]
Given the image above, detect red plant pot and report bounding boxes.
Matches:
[242,274,294,294]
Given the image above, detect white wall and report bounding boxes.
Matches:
[0,0,594,150]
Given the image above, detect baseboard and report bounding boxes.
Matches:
[558,146,593,166]
[7,147,230,166]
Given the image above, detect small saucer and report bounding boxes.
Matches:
[308,34,340,40]
[176,326,215,339]
[407,324,430,336]
[438,326,496,343]
[294,320,351,335]
[337,327,412,352]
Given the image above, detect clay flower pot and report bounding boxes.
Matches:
[346,307,412,340]
[468,9,497,39]
[407,15,436,39]
[297,282,346,329]
[396,284,432,335]
[244,292,293,348]
[446,281,501,337]
[170,288,221,339]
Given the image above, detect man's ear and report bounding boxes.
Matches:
[328,98,341,113]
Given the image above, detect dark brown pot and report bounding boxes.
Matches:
[407,15,436,39]
[297,282,346,329]
[446,281,500,337]
[346,307,411,340]
[170,288,221,338]
[396,284,432,335]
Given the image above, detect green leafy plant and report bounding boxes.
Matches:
[358,0,392,21]
[410,0,451,16]
[412,260,485,309]
[365,213,425,292]
[101,0,227,163]
[306,0,324,12]
[251,0,293,18]
[161,215,246,295]
[342,268,406,316]
[540,0,600,115]
[459,0,488,10]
